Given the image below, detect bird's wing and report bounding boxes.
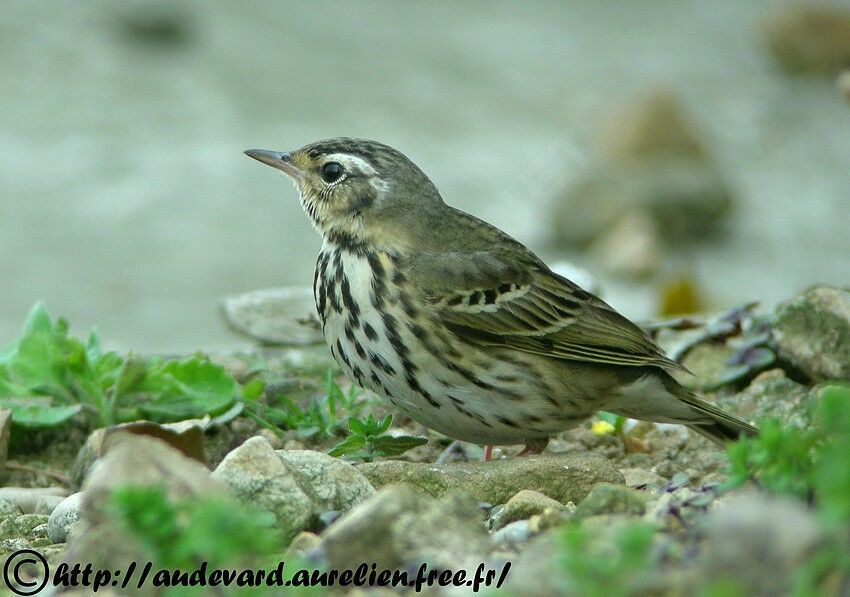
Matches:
[407,250,685,372]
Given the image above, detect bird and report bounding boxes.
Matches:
[244,138,757,459]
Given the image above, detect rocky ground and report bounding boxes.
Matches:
[0,285,848,596]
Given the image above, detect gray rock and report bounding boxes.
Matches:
[772,286,850,381]
[573,483,649,520]
[0,514,49,540]
[506,514,662,596]
[0,487,68,514]
[276,449,375,512]
[47,492,84,544]
[841,70,850,102]
[212,436,315,545]
[700,492,822,594]
[71,421,207,488]
[491,519,533,546]
[82,436,218,521]
[715,369,814,428]
[34,494,66,516]
[64,435,222,570]
[358,452,623,505]
[30,523,49,540]
[213,439,374,545]
[493,490,567,530]
[679,341,736,391]
[221,287,324,345]
[318,485,489,572]
[620,468,666,489]
[0,498,23,520]
[500,531,563,596]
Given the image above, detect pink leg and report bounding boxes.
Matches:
[482,445,493,461]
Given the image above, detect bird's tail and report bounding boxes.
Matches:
[664,376,758,446]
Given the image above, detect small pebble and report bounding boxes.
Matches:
[491,519,533,546]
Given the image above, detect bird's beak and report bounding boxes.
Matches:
[244,148,303,180]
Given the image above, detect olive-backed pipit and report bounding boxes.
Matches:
[245,139,756,456]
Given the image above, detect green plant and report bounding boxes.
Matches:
[723,384,850,513]
[109,485,283,568]
[0,303,240,429]
[557,521,656,596]
[722,384,850,594]
[241,370,372,439]
[724,418,819,500]
[108,485,324,596]
[328,414,427,462]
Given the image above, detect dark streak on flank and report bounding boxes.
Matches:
[367,252,387,310]
[382,311,440,409]
[336,339,351,369]
[497,415,520,428]
[340,275,360,326]
[363,321,378,341]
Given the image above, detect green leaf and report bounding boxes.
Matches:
[5,327,66,394]
[113,357,147,399]
[241,379,265,401]
[375,413,393,435]
[368,434,427,457]
[138,357,237,420]
[347,416,368,436]
[328,434,367,457]
[0,400,82,428]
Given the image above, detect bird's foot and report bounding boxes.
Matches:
[517,437,549,457]
[482,445,493,462]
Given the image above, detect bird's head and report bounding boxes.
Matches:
[245,138,443,249]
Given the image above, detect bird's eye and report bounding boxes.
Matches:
[321,162,344,184]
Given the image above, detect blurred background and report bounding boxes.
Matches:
[1,0,848,352]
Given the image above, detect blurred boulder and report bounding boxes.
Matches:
[598,90,708,161]
[763,5,850,75]
[72,421,207,488]
[64,435,221,570]
[572,482,649,520]
[772,286,850,381]
[840,70,850,100]
[590,210,661,278]
[221,287,324,346]
[0,487,68,515]
[317,485,488,572]
[117,8,194,49]
[552,91,733,265]
[698,492,822,594]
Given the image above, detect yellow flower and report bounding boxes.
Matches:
[591,420,616,435]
